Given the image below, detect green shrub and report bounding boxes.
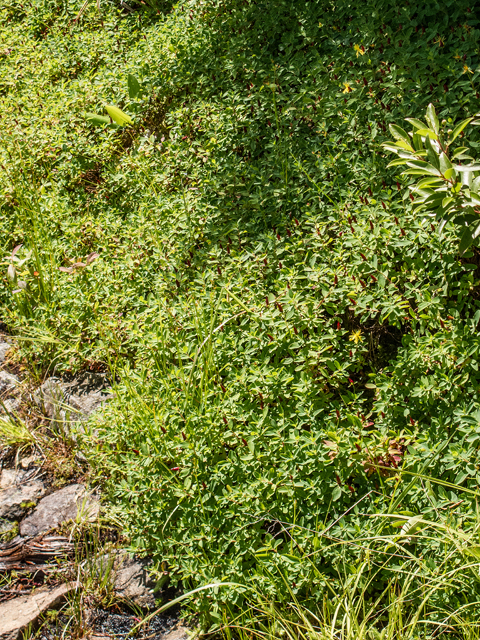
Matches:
[384,103,480,252]
[2,0,480,630]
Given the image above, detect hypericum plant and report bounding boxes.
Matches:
[383,103,480,252]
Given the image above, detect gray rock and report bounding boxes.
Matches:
[0,342,10,365]
[0,371,19,396]
[0,478,45,520]
[161,626,190,640]
[0,468,27,489]
[0,582,77,639]
[1,397,20,415]
[19,484,99,537]
[34,373,112,437]
[111,551,156,608]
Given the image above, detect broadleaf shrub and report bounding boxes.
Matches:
[2,0,480,630]
[384,103,480,251]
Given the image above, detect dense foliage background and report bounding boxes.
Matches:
[2,0,480,631]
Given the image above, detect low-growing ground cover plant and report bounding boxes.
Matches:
[2,0,480,633]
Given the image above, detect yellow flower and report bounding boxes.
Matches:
[342,82,353,93]
[349,330,363,344]
[454,54,462,60]
[354,44,366,57]
[463,64,473,74]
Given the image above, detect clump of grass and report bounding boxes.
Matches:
[0,415,35,448]
[220,507,480,640]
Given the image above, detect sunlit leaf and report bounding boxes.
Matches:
[105,105,133,126]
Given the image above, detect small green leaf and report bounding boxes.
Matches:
[450,117,474,143]
[128,74,141,100]
[426,103,439,134]
[415,128,438,140]
[425,136,440,169]
[389,124,412,146]
[405,118,428,130]
[459,226,474,253]
[443,167,456,181]
[439,152,452,174]
[85,113,111,126]
[332,485,342,501]
[105,105,133,126]
[405,160,441,176]
[387,159,408,167]
[452,146,470,160]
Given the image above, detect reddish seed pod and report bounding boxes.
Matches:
[440,319,445,328]
[286,228,292,237]
[409,193,414,202]
[401,228,405,236]
[277,233,281,241]
[371,274,377,282]
[242,438,247,446]
[294,327,298,334]
[161,426,167,434]
[337,321,341,330]
[410,417,415,426]
[396,182,401,190]
[171,467,180,471]
[364,197,369,205]
[381,201,386,210]
[279,261,282,269]
[223,416,227,425]
[349,350,352,357]
[202,481,207,489]
[182,432,186,441]
[370,220,374,231]
[132,449,140,455]
[264,258,267,266]
[220,383,226,393]
[294,218,299,226]
[360,279,366,287]
[349,377,354,384]
[336,474,342,485]
[360,253,367,261]
[217,266,222,275]
[336,409,340,419]
[394,216,399,225]
[267,334,274,341]
[368,187,373,196]
[431,224,435,232]
[277,302,284,312]
[265,296,269,306]
[334,274,338,285]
